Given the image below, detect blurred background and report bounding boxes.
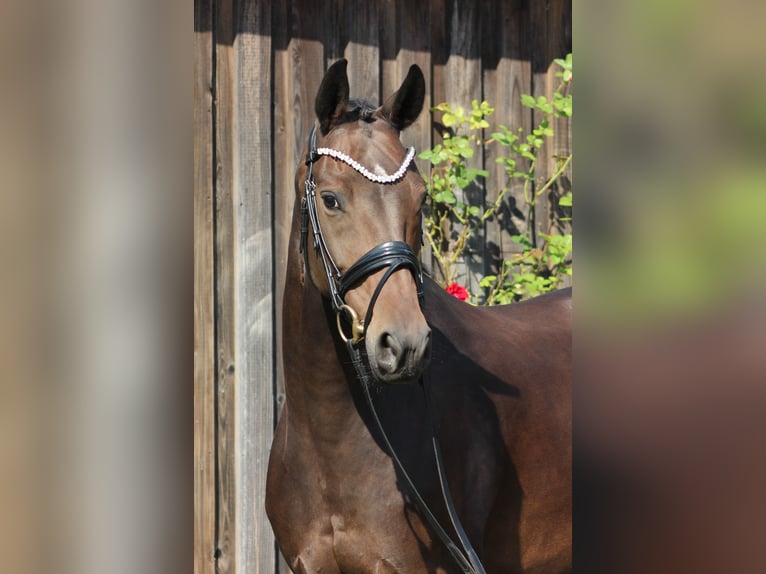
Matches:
[1,1,190,573]
[1,0,764,573]
[576,0,766,572]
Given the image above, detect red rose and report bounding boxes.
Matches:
[445,281,469,301]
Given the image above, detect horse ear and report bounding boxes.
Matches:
[381,65,426,130]
[315,59,350,135]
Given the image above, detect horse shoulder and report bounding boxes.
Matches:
[423,280,571,366]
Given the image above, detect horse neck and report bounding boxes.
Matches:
[281,206,360,432]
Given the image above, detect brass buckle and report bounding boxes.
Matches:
[337,304,365,346]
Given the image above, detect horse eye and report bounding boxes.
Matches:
[322,194,340,210]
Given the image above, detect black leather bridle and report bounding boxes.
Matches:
[300,125,424,344]
[300,124,487,574]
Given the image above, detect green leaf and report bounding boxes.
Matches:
[480,275,497,288]
[521,94,536,108]
[474,100,494,116]
[434,189,456,205]
[460,148,475,159]
[510,234,533,250]
[558,192,572,207]
[491,128,518,146]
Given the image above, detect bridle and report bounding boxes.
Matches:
[300,124,423,345]
[300,123,487,574]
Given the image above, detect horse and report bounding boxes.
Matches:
[266,59,572,574]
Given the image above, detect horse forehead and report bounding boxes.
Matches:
[326,123,406,173]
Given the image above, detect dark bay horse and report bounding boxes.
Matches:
[266,59,572,574]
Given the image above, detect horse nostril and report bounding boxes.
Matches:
[377,332,403,374]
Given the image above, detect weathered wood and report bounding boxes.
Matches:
[431,0,483,291]
[345,0,380,103]
[235,1,275,572]
[214,2,237,574]
[481,0,532,263]
[530,0,549,247]
[194,0,216,572]
[323,1,346,63]
[379,0,398,101]
[390,0,431,175]
[531,0,570,245]
[550,0,572,241]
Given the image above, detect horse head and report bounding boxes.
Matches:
[297,59,431,384]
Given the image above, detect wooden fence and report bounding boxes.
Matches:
[194,1,571,572]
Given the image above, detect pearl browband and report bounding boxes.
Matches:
[313,145,416,184]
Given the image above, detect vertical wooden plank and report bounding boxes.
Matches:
[438,0,481,112]
[428,0,447,282]
[430,0,483,291]
[531,0,569,244]
[344,0,380,103]
[214,0,238,571]
[323,0,347,64]
[529,0,548,247]
[194,0,216,571]
[550,0,572,241]
[217,1,277,573]
[380,0,398,102]
[388,0,431,173]
[531,0,571,254]
[430,0,446,118]
[235,1,275,573]
[479,0,503,275]
[481,0,532,267]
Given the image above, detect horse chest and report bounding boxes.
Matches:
[290,510,436,574]
[279,478,428,573]
[271,431,442,573]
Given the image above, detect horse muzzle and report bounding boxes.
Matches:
[369,323,432,383]
[358,268,432,384]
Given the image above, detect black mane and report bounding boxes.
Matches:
[339,98,379,125]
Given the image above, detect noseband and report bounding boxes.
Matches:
[298,123,486,574]
[300,124,423,346]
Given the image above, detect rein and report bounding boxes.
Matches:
[301,124,487,574]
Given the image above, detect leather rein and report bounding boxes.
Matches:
[300,124,487,574]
